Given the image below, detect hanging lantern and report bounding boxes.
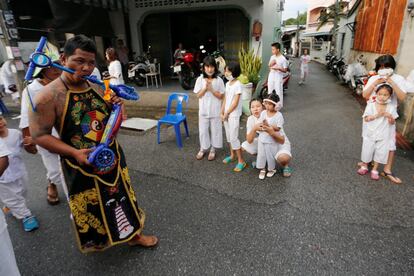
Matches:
[252,20,262,41]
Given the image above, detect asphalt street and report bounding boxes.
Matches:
[5,59,414,275]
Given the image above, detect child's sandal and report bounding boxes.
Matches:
[222,156,235,164]
[258,169,266,180]
[357,166,368,175]
[266,169,277,178]
[233,162,247,172]
[282,167,293,177]
[370,170,380,180]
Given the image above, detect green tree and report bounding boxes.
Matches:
[283,11,307,26]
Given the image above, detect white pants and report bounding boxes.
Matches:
[389,124,396,151]
[224,117,241,150]
[37,145,63,186]
[268,72,283,109]
[361,138,389,164]
[300,64,309,80]
[241,138,258,155]
[256,141,292,170]
[0,178,31,219]
[199,116,223,151]
[0,213,20,276]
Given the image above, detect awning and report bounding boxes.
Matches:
[301,31,331,37]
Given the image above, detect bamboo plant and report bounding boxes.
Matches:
[238,48,262,87]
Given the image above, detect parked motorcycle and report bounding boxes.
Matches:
[332,57,346,82]
[173,49,200,90]
[127,46,153,86]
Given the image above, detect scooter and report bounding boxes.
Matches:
[257,60,291,100]
[127,47,152,86]
[25,36,139,173]
[173,49,200,90]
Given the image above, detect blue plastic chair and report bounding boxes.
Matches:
[0,98,9,114]
[157,93,189,148]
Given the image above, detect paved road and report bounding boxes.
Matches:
[5,59,414,275]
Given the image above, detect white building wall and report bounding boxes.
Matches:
[396,7,414,77]
[127,0,282,59]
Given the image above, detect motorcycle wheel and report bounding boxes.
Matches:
[258,86,268,100]
[179,67,194,90]
[134,68,147,86]
[355,83,364,95]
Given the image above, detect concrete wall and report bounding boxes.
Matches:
[396,5,414,77]
[336,11,357,62]
[109,10,127,42]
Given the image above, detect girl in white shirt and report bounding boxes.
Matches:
[362,55,406,184]
[358,83,398,180]
[299,48,310,85]
[242,98,264,156]
[255,92,292,179]
[106,47,125,85]
[194,56,225,161]
[221,62,246,172]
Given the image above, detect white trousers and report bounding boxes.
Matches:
[242,138,258,155]
[268,72,283,109]
[224,117,241,150]
[361,138,389,164]
[300,64,309,80]
[256,141,292,170]
[0,213,20,276]
[0,178,31,219]
[37,145,63,186]
[198,116,223,151]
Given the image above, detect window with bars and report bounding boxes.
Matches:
[135,0,228,8]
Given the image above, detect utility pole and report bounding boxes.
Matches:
[296,10,300,57]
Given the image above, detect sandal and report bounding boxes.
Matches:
[233,162,247,172]
[47,183,60,205]
[381,171,402,184]
[128,234,159,248]
[222,156,235,164]
[266,169,277,178]
[196,150,205,160]
[357,166,368,175]
[282,167,293,177]
[370,170,380,180]
[259,169,266,180]
[22,216,39,232]
[207,150,216,161]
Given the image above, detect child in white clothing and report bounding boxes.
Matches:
[358,83,398,180]
[299,48,310,85]
[242,98,263,156]
[194,56,225,161]
[221,62,246,172]
[268,42,288,109]
[256,92,292,180]
[0,115,39,232]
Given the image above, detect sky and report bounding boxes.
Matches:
[282,0,308,20]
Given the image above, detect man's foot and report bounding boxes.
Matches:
[128,234,159,248]
[47,183,60,205]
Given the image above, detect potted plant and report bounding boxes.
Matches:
[238,48,262,115]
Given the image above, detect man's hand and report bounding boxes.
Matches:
[72,148,93,166]
[23,136,37,154]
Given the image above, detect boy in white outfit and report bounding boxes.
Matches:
[19,58,64,204]
[268,42,288,109]
[358,83,398,180]
[0,139,20,276]
[256,92,292,180]
[0,115,39,231]
[194,56,225,161]
[222,62,246,172]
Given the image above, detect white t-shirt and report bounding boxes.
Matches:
[258,110,284,144]
[269,54,288,78]
[224,80,243,118]
[108,60,124,85]
[364,74,407,107]
[193,76,225,118]
[19,79,59,137]
[0,129,27,183]
[0,139,10,234]
[300,55,310,67]
[362,102,398,141]
[246,115,260,134]
[90,67,102,81]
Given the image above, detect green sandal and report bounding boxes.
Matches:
[234,162,247,172]
[282,167,293,177]
[222,156,235,164]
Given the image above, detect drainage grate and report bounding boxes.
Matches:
[135,0,228,8]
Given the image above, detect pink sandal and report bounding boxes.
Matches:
[370,170,379,180]
[357,166,368,175]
